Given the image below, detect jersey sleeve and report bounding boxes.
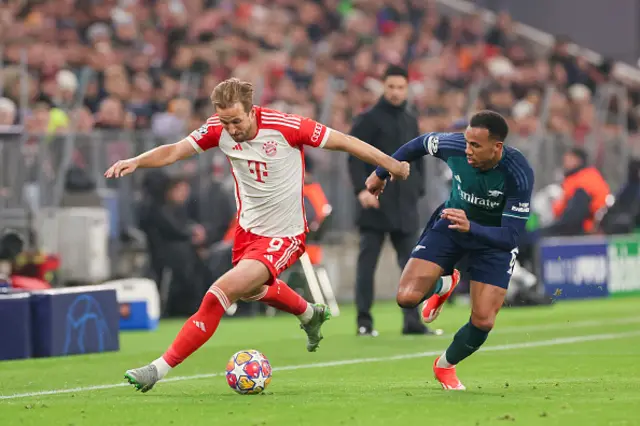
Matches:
[186,117,223,153]
[468,153,535,251]
[423,132,467,161]
[288,115,332,148]
[375,132,466,179]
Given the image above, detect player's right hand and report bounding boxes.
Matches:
[105,158,139,178]
[389,161,410,181]
[358,189,380,209]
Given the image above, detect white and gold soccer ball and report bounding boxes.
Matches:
[225,349,272,395]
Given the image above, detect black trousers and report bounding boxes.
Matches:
[355,228,423,328]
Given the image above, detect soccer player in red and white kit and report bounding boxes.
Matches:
[106,78,411,393]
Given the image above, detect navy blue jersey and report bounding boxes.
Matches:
[376,132,535,251]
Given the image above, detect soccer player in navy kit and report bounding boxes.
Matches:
[366,111,534,390]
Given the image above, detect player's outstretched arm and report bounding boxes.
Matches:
[323,130,410,181]
[104,138,197,178]
[373,134,429,181]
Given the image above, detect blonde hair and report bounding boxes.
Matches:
[210,78,254,113]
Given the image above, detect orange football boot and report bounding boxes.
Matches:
[421,269,461,323]
[433,356,466,390]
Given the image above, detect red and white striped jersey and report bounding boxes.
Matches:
[186,106,332,238]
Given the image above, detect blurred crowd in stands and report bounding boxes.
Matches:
[4,0,640,312]
[2,0,640,143]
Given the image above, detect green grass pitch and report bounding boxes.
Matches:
[1,297,639,426]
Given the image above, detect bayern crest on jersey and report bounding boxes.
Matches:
[263,140,278,157]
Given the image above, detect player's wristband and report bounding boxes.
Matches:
[375,167,390,180]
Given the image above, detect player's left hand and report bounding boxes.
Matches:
[441,208,470,233]
[365,171,387,197]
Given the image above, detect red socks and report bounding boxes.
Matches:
[245,279,308,316]
[162,286,230,367]
[161,280,308,369]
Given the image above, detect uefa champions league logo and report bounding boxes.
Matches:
[63,294,111,355]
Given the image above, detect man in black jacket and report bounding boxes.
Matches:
[348,65,433,336]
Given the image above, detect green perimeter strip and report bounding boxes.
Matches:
[609,291,640,298]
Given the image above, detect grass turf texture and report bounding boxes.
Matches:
[1,297,639,426]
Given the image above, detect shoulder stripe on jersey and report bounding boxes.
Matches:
[503,159,526,191]
[505,157,527,184]
[262,112,301,124]
[262,119,301,130]
[200,123,221,131]
[436,142,466,153]
[437,141,465,149]
[262,111,301,119]
[503,156,528,191]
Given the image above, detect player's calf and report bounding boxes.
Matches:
[244,279,331,352]
[396,258,444,308]
[432,318,489,391]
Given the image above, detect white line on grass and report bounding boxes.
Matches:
[493,316,640,335]
[1,330,639,401]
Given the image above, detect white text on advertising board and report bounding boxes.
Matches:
[543,255,607,285]
[608,243,640,292]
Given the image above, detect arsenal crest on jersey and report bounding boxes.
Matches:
[263,141,278,157]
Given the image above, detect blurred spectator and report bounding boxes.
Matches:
[139,171,212,317]
[546,147,610,236]
[0,97,17,127]
[599,159,640,234]
[348,65,431,337]
[0,0,636,145]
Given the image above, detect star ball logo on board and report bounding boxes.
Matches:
[63,294,111,355]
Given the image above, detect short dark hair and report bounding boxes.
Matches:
[469,110,509,142]
[383,65,408,80]
[568,146,588,165]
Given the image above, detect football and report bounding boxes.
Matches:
[225,349,272,395]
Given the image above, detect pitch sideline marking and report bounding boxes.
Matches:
[1,330,639,401]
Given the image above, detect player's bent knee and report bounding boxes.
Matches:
[211,260,271,303]
[239,285,268,302]
[398,259,442,297]
[470,312,495,331]
[396,290,423,309]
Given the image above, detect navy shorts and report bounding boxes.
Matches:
[410,207,517,289]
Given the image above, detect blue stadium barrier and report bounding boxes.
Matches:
[540,236,609,300]
[101,278,160,331]
[30,286,120,358]
[0,292,32,361]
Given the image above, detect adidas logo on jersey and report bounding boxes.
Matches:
[232,143,243,151]
[193,320,207,332]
